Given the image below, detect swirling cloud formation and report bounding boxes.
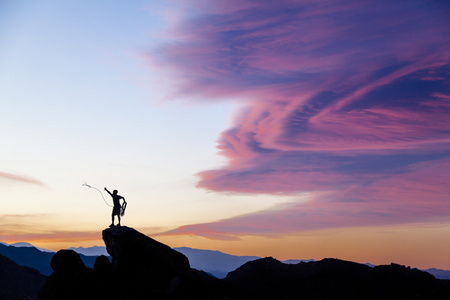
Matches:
[151,0,450,238]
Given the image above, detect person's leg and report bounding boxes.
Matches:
[117,214,121,226]
[111,212,115,227]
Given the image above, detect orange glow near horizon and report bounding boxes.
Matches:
[153,223,450,270]
[3,222,449,270]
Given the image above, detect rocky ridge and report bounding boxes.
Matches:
[38,226,217,300]
[37,226,450,300]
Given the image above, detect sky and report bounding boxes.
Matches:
[1,0,450,270]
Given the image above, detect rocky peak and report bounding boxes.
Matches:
[101,226,211,299]
[102,225,190,274]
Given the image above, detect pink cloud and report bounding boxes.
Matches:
[149,0,450,236]
[161,158,450,239]
[0,171,46,186]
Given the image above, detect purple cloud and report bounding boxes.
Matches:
[149,0,450,237]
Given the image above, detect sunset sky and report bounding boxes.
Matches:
[1,0,450,270]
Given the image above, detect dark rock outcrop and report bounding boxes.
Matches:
[92,255,114,299]
[0,254,47,300]
[102,226,218,299]
[38,250,97,300]
[222,257,450,299]
[93,254,112,278]
[102,226,189,276]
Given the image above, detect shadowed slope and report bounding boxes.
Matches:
[0,254,47,300]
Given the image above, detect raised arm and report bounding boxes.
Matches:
[104,187,112,196]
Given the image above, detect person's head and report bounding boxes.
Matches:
[113,190,118,195]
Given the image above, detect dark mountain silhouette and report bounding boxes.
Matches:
[0,254,47,300]
[59,244,450,280]
[70,245,450,280]
[174,247,316,278]
[36,226,450,300]
[223,257,450,299]
[0,243,100,276]
[5,241,449,280]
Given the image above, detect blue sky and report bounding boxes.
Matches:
[1,0,282,238]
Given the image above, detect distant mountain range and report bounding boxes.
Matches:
[0,242,97,276]
[174,247,316,278]
[174,247,261,278]
[1,241,450,280]
[68,245,109,256]
[0,241,54,253]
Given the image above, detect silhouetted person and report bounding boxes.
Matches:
[104,187,126,227]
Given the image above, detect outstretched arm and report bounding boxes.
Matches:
[104,187,112,196]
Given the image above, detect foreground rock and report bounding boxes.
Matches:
[102,226,189,279]
[103,226,217,299]
[38,249,98,300]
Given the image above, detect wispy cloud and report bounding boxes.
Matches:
[0,217,100,244]
[150,0,450,237]
[0,171,46,186]
[0,230,101,243]
[0,214,102,245]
